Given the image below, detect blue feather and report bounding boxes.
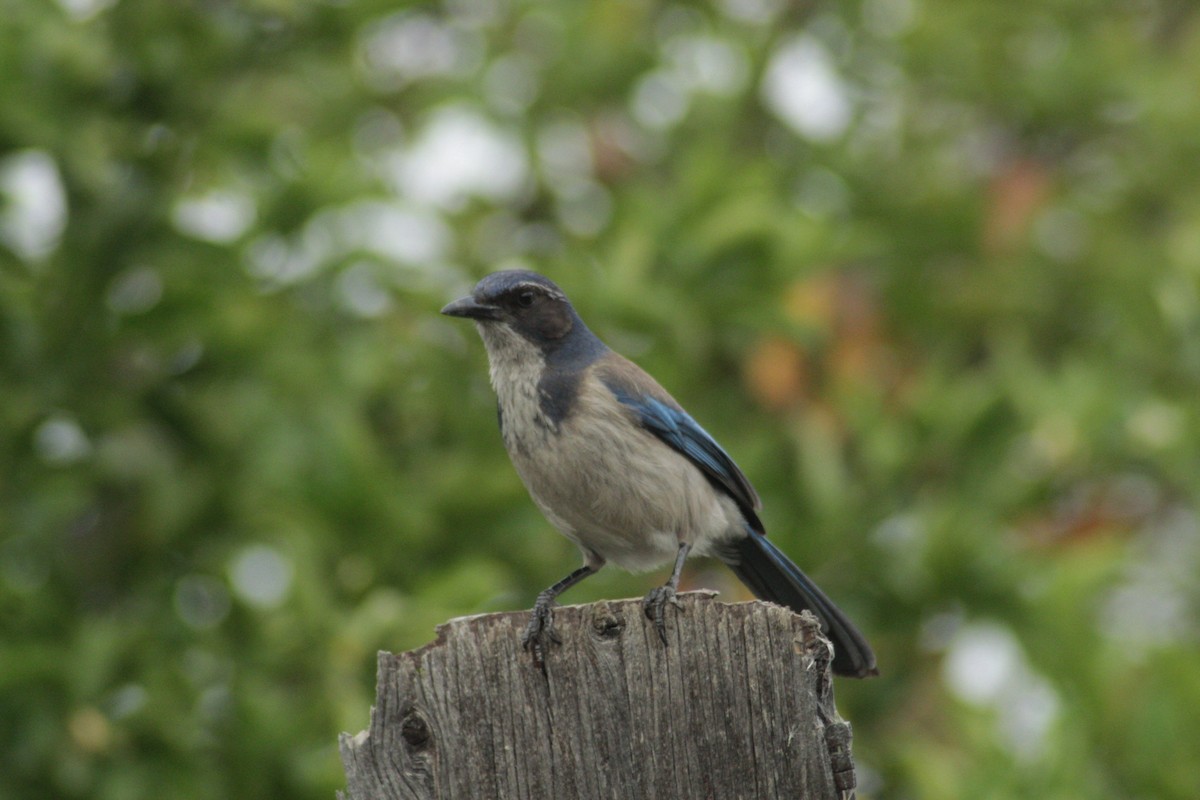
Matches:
[598,366,763,531]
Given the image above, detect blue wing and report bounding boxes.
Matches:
[596,356,763,532]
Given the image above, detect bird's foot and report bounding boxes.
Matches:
[521,595,562,670]
[643,584,684,646]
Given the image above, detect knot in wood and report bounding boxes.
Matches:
[400,710,431,751]
[591,607,625,639]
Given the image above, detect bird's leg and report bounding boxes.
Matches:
[643,542,691,646]
[522,564,597,669]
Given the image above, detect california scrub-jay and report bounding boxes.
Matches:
[442,270,877,678]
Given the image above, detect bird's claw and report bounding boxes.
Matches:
[521,596,561,669]
[643,584,684,646]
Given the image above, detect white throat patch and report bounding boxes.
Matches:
[476,321,553,450]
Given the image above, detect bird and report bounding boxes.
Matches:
[441,270,878,678]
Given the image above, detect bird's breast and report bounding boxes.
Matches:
[498,374,741,571]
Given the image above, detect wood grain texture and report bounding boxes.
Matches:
[340,593,857,800]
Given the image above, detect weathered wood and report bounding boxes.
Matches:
[340,593,858,800]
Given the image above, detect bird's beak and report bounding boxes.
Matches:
[440,295,500,321]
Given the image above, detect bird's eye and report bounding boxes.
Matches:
[516,291,535,308]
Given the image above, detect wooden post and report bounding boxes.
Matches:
[339,593,859,799]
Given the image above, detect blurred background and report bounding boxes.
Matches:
[3,0,1200,797]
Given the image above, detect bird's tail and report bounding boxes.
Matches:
[722,533,878,678]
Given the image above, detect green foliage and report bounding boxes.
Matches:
[3,1,1199,797]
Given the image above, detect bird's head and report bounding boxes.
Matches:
[441,270,583,356]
